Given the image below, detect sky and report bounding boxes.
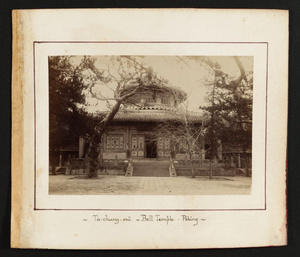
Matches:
[74,56,253,113]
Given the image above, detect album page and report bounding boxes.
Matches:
[11,9,288,249]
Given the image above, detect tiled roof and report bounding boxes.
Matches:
[95,110,203,123]
[120,81,187,102]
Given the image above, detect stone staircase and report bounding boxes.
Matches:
[132,160,170,177]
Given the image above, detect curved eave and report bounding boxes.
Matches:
[95,110,203,123]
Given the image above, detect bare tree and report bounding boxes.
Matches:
[50,55,252,178]
[155,104,206,178]
[174,56,252,178]
[80,56,171,177]
[49,55,170,177]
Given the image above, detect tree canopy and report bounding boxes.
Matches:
[48,55,253,177]
[199,56,253,177]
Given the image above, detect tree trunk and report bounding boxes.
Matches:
[190,160,195,178]
[209,83,216,180]
[87,135,102,178]
[209,157,213,179]
[188,152,195,178]
[86,95,134,178]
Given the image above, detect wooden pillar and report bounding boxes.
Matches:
[126,126,130,151]
[67,154,71,165]
[66,154,71,175]
[230,156,234,167]
[59,151,62,167]
[237,154,241,168]
[79,137,85,158]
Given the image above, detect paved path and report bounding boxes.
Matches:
[49,175,251,195]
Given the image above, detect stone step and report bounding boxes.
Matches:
[134,166,168,169]
[132,162,170,177]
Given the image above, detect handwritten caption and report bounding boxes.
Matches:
[83,214,206,226]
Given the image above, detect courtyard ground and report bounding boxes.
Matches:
[49,175,251,195]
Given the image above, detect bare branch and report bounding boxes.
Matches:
[88,86,118,101]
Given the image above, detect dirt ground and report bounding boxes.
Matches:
[49,175,252,195]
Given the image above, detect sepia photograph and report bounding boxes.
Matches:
[11,9,287,249]
[48,55,253,195]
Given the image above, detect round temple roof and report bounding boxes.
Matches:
[119,80,187,104]
[94,78,204,124]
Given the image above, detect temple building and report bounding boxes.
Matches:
[93,83,205,162]
[53,81,250,176]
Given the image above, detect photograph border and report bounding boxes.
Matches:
[33,41,268,212]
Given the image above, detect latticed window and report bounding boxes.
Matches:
[165,137,171,149]
[106,134,125,149]
[132,136,137,149]
[131,135,144,149]
[158,137,164,149]
[120,136,124,148]
[111,137,115,148]
[138,136,144,148]
[158,137,171,150]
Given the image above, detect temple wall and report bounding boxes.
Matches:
[102,152,127,160]
[102,123,205,161]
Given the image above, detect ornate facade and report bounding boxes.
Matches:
[95,83,204,161]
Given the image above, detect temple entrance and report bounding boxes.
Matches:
[145,135,157,158]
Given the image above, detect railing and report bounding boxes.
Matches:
[169,158,177,177]
[65,157,88,175]
[125,158,134,177]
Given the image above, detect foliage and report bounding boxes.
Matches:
[49,55,170,177]
[49,55,253,178]
[49,56,97,174]
[199,57,253,176]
